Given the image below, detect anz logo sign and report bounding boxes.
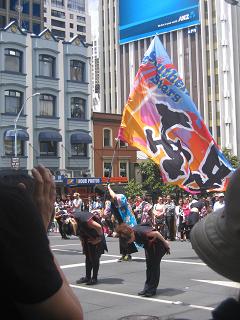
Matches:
[178,14,190,22]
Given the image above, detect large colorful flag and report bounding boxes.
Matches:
[118,36,233,192]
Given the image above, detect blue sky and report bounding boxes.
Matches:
[89,0,99,36]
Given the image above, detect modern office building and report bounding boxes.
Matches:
[43,0,91,41]
[99,0,240,157]
[0,21,92,176]
[92,36,100,111]
[0,0,44,33]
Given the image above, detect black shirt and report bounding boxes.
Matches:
[0,186,63,318]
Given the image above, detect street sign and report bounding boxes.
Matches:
[11,157,20,169]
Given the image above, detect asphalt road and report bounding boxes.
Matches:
[49,233,239,320]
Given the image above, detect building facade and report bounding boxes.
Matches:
[0,0,44,33]
[0,21,92,176]
[92,112,137,180]
[99,0,240,157]
[43,0,91,42]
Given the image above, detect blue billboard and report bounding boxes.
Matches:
[119,0,200,44]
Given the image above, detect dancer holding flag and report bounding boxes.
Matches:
[118,36,233,193]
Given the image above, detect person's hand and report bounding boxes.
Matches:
[31,165,56,231]
[164,240,171,254]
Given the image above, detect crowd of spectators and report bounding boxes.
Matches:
[53,190,225,241]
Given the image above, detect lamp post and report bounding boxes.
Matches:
[14,92,40,157]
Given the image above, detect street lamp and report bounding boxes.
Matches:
[14,92,40,157]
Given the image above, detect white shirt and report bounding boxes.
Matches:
[72,198,82,213]
[213,201,225,212]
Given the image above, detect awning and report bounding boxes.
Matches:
[71,132,92,144]
[39,131,62,142]
[4,129,29,141]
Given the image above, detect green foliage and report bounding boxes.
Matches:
[138,159,183,200]
[124,179,143,199]
[222,148,240,168]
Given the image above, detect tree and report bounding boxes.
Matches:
[138,159,183,201]
[123,179,143,199]
[222,148,240,168]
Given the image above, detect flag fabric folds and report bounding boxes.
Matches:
[118,36,233,192]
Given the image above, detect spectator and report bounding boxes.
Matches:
[191,167,240,319]
[72,192,83,215]
[213,193,225,211]
[165,195,176,241]
[0,165,83,319]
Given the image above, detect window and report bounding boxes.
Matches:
[22,20,29,31]
[70,32,74,38]
[39,94,55,116]
[70,97,85,119]
[52,29,65,38]
[51,19,65,28]
[22,0,29,14]
[70,13,74,19]
[103,129,112,147]
[0,0,6,9]
[5,49,23,73]
[103,162,112,177]
[33,0,40,17]
[77,25,86,33]
[5,90,23,114]
[71,143,87,156]
[10,0,17,10]
[70,22,73,28]
[40,141,57,156]
[51,9,65,18]
[33,23,40,34]
[119,162,128,177]
[0,15,6,28]
[70,60,85,81]
[39,54,55,77]
[77,16,85,23]
[5,140,24,156]
[119,140,128,147]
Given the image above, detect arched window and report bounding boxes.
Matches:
[39,54,55,77]
[103,128,112,147]
[39,94,56,117]
[4,90,23,114]
[5,48,23,73]
[70,97,86,119]
[70,60,85,81]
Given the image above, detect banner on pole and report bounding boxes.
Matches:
[118,36,233,192]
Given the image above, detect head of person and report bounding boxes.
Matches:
[218,193,225,203]
[73,192,80,199]
[0,169,34,194]
[157,196,163,203]
[166,194,172,203]
[191,167,240,283]
[178,198,183,206]
[116,223,134,247]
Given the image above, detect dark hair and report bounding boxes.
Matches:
[0,169,34,194]
[116,223,133,247]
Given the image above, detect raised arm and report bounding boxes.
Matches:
[107,184,117,200]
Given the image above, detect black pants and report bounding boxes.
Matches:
[119,237,138,256]
[165,215,175,240]
[56,219,67,238]
[84,242,102,280]
[143,242,165,294]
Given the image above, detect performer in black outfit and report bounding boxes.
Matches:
[75,211,108,285]
[117,223,170,297]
